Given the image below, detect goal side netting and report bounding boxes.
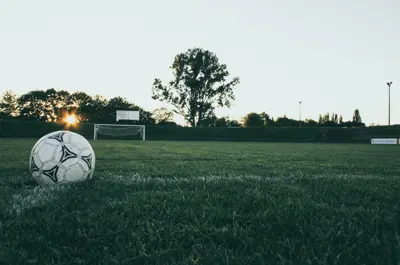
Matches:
[93,124,145,141]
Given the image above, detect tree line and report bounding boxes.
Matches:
[0,47,365,128]
[0,89,175,125]
[240,110,364,127]
[0,88,365,128]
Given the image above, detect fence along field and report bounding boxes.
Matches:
[2,119,400,143]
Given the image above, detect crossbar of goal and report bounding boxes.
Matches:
[93,124,145,141]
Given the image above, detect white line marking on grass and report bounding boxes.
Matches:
[308,174,397,180]
[7,185,70,216]
[101,173,276,185]
[99,173,394,185]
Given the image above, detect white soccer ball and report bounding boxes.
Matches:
[29,130,95,186]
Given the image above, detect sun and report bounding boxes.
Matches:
[65,115,78,125]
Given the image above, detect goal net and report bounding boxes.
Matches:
[93,124,145,141]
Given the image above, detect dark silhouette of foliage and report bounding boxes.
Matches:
[18,90,51,121]
[0,87,368,128]
[67,91,96,122]
[228,119,242,127]
[274,116,299,127]
[1,89,154,124]
[0,90,19,119]
[303,118,318,126]
[215,117,229,127]
[152,47,240,127]
[201,113,217,127]
[352,109,362,124]
[243,113,264,127]
[260,112,274,127]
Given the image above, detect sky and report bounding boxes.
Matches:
[0,0,399,125]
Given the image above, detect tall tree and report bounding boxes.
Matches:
[200,112,217,127]
[0,90,19,119]
[45,88,70,122]
[136,108,155,125]
[68,91,93,108]
[18,90,49,121]
[104,96,134,123]
[67,91,94,122]
[17,89,71,122]
[275,116,298,127]
[318,114,323,124]
[352,109,362,124]
[152,47,240,127]
[83,95,108,123]
[322,113,330,124]
[318,113,331,126]
[215,117,229,127]
[228,119,241,127]
[243,112,264,127]
[260,112,274,127]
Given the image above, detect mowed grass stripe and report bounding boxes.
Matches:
[1,139,400,264]
[6,173,399,214]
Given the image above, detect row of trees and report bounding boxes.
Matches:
[0,89,365,127]
[0,89,175,125]
[241,110,364,127]
[1,47,366,127]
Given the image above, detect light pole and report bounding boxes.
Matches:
[387,81,393,126]
[299,101,302,128]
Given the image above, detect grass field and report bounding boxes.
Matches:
[1,139,400,265]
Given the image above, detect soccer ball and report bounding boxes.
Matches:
[29,130,95,186]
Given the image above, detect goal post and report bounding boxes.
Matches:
[93,110,145,140]
[93,124,146,141]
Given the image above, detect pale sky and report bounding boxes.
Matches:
[1,0,399,125]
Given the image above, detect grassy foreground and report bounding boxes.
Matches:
[1,139,400,265]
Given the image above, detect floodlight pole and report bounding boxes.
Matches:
[299,101,302,128]
[387,82,393,126]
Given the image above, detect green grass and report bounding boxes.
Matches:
[1,139,400,265]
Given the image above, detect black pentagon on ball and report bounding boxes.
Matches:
[42,165,60,183]
[81,153,93,170]
[48,132,65,143]
[60,145,78,163]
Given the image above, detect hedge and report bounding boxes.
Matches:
[1,120,400,143]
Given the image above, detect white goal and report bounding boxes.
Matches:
[93,124,145,141]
